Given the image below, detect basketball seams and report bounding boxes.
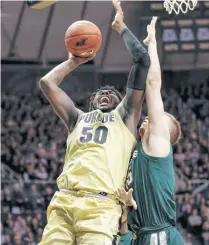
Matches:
[68,21,100,30]
[67,38,102,51]
[65,34,101,39]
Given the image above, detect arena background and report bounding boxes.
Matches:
[1,1,209,245]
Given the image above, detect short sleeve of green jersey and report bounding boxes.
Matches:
[118,231,132,245]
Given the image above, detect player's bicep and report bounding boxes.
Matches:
[147,133,170,157]
[40,80,80,131]
[117,88,144,133]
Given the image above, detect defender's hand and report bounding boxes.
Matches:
[143,16,157,46]
[117,188,137,210]
[112,0,126,33]
[68,53,96,66]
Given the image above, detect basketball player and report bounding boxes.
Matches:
[38,0,150,244]
[117,16,184,245]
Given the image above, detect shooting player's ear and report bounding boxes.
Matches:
[26,1,56,9]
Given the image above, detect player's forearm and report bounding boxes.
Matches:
[120,28,150,93]
[114,22,127,35]
[121,28,150,66]
[120,220,129,234]
[40,59,78,87]
[147,40,161,86]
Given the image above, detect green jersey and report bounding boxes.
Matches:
[126,142,176,235]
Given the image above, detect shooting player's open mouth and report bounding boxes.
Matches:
[99,96,111,106]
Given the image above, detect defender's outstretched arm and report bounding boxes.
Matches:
[144,17,170,145]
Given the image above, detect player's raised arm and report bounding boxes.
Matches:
[39,54,94,131]
[112,0,150,137]
[144,17,170,151]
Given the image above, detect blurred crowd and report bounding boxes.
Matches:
[176,191,209,245]
[180,80,209,122]
[1,182,56,245]
[1,92,67,182]
[1,79,209,245]
[179,79,209,150]
[162,88,209,181]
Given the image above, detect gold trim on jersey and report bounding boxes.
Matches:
[60,189,120,203]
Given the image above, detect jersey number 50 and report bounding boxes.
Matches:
[80,126,108,144]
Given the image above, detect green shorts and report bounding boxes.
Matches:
[133,227,184,245]
[117,227,184,245]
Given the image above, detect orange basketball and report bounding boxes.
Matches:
[65,20,102,57]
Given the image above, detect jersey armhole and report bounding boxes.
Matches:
[140,141,173,161]
[113,109,137,144]
[68,110,84,135]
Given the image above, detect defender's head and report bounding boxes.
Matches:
[89,85,123,112]
[138,112,182,145]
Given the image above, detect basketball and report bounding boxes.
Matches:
[65,20,102,57]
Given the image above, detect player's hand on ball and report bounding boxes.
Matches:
[68,53,96,66]
[117,188,137,210]
[143,16,157,46]
[112,0,125,32]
